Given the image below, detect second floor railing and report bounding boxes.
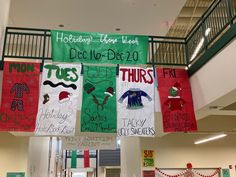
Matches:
[2,0,236,75]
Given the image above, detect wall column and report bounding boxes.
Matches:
[120,137,141,177]
[0,0,11,59]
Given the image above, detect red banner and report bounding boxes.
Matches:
[84,150,90,168]
[143,170,155,177]
[0,61,40,131]
[156,68,197,132]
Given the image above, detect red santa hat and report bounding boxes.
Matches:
[59,91,72,103]
[104,87,114,97]
[173,82,181,90]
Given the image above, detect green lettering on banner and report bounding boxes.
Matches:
[44,64,79,82]
[51,30,148,65]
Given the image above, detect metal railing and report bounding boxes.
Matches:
[1,27,187,66]
[1,0,236,74]
[186,0,236,66]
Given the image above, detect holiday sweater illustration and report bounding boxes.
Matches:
[118,88,152,109]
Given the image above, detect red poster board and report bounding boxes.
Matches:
[0,61,40,131]
[156,68,197,132]
[143,170,155,177]
[84,150,90,168]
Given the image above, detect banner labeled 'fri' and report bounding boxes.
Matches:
[0,61,40,132]
[156,68,197,132]
[117,67,155,137]
[35,63,81,136]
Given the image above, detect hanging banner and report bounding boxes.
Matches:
[0,61,40,132]
[35,63,81,136]
[7,172,25,177]
[51,30,148,64]
[84,150,90,168]
[71,150,77,168]
[81,66,116,133]
[142,150,155,167]
[117,67,155,137]
[62,135,116,150]
[156,68,197,132]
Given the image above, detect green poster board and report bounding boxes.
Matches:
[222,169,230,177]
[81,66,117,133]
[51,30,148,65]
[6,172,25,177]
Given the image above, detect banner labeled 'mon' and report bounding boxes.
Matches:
[35,63,81,136]
[156,68,197,132]
[0,61,40,131]
[62,135,116,150]
[81,66,116,133]
[117,67,155,137]
[51,30,148,65]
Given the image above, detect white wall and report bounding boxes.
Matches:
[0,0,11,59]
[190,38,236,111]
[27,137,50,177]
[120,137,141,177]
[0,132,29,177]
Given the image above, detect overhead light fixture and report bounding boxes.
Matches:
[194,133,227,145]
[190,28,211,61]
[115,28,121,31]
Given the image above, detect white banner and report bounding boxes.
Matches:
[35,63,81,136]
[62,135,116,150]
[117,67,155,137]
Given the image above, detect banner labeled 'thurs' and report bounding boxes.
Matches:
[156,68,197,132]
[117,67,155,137]
[0,61,40,132]
[35,63,81,136]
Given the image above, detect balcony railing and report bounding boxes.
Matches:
[1,0,236,75]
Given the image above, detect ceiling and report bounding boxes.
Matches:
[167,0,214,37]
[8,0,186,36]
[8,0,216,38]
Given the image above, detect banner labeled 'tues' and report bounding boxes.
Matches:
[51,30,148,65]
[156,68,197,132]
[0,61,40,132]
[81,66,117,133]
[117,67,155,137]
[35,63,81,136]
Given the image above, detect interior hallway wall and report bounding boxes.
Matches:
[0,132,29,177]
[141,134,236,177]
[0,0,11,59]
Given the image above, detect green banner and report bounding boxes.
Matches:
[222,169,230,177]
[6,172,25,177]
[71,150,77,168]
[51,30,148,64]
[81,66,117,133]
